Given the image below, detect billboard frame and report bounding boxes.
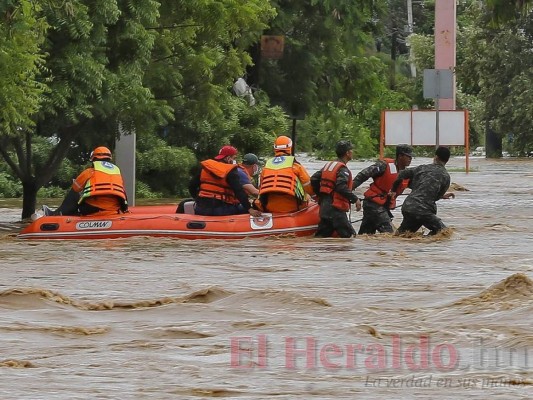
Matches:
[380,109,470,172]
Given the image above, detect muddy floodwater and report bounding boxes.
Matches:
[0,156,532,399]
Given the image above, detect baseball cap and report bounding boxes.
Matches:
[396,144,414,158]
[214,145,238,160]
[242,153,261,165]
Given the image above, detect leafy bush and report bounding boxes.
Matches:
[299,103,376,160]
[137,135,197,197]
[135,181,164,199]
[37,186,68,198]
[0,172,22,198]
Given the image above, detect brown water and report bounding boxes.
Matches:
[1,157,532,399]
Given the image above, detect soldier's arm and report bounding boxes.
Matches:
[310,170,322,196]
[437,174,452,200]
[352,160,387,188]
[337,167,359,203]
[391,166,415,193]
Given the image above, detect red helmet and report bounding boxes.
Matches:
[274,136,292,153]
[90,146,112,161]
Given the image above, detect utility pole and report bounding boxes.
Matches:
[434,0,456,110]
[406,0,416,78]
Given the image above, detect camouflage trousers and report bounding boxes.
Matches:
[357,200,394,235]
[397,210,446,235]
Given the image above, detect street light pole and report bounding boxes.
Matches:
[406,0,416,78]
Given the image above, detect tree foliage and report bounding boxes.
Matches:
[0,0,169,218]
[407,0,532,155]
[259,0,377,115]
[458,1,533,155]
[258,0,411,157]
[0,0,279,218]
[145,0,278,160]
[486,0,533,23]
[0,0,48,135]
[2,0,533,217]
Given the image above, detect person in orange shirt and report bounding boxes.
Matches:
[256,136,314,213]
[42,146,128,216]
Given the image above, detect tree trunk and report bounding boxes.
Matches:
[247,42,261,88]
[390,31,397,90]
[485,122,502,158]
[21,178,38,220]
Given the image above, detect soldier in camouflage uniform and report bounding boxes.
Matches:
[352,144,413,234]
[311,140,361,238]
[390,146,455,235]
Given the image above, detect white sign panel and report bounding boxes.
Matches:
[383,110,466,146]
[384,111,412,145]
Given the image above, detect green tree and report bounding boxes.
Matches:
[136,133,196,197]
[1,0,281,217]
[0,1,48,204]
[408,1,532,154]
[0,0,169,219]
[0,0,47,134]
[458,1,532,157]
[255,0,413,157]
[145,0,278,160]
[486,0,533,23]
[258,0,378,116]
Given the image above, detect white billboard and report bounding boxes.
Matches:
[383,110,468,146]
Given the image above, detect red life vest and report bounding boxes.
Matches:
[198,159,240,205]
[319,160,352,212]
[364,158,409,208]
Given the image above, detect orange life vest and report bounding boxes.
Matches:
[79,161,127,204]
[364,158,409,209]
[198,159,240,205]
[259,156,305,201]
[319,160,352,212]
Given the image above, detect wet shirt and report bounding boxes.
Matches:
[237,168,252,186]
[352,160,388,189]
[336,165,358,202]
[392,163,450,215]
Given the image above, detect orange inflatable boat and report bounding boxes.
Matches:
[18,202,320,240]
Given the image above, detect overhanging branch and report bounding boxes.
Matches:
[146,24,201,31]
[0,136,25,180]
